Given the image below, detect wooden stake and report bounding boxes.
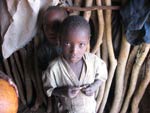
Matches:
[102,33,108,66]
[63,5,120,12]
[121,46,139,105]
[95,47,105,112]
[10,55,26,105]
[20,48,33,105]
[91,0,104,54]
[130,52,150,113]
[110,34,130,113]
[71,0,82,15]
[30,37,47,111]
[3,59,12,77]
[96,83,106,112]
[99,0,117,112]
[83,0,93,21]
[83,0,93,52]
[120,43,150,113]
[14,52,24,83]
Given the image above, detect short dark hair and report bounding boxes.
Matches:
[43,6,68,24]
[60,16,91,39]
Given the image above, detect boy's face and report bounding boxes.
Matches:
[43,10,66,45]
[61,29,90,63]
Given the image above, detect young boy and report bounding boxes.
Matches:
[42,16,107,113]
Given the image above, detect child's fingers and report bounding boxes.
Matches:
[68,87,80,98]
[68,87,80,94]
[81,85,95,96]
[84,90,93,96]
[73,87,81,90]
[79,84,89,89]
[81,85,91,91]
[72,87,80,93]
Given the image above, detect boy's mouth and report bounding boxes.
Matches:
[69,56,80,63]
[70,57,77,61]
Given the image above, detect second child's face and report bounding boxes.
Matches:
[43,11,66,45]
[61,29,90,63]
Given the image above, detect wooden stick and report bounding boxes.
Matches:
[14,52,24,83]
[91,0,104,54]
[83,0,93,52]
[130,52,150,113]
[71,0,82,15]
[63,5,120,12]
[83,0,93,21]
[96,83,106,112]
[99,0,117,112]
[96,47,101,57]
[121,46,139,105]
[102,33,108,66]
[20,47,33,105]
[95,47,105,112]
[10,55,26,105]
[30,37,47,111]
[124,46,139,90]
[3,59,12,77]
[120,43,150,113]
[110,34,130,113]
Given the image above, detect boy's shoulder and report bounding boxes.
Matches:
[46,57,61,70]
[84,52,106,64]
[84,52,97,58]
[84,52,101,60]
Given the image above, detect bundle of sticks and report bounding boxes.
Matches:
[0,0,150,113]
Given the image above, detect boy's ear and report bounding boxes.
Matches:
[86,44,90,52]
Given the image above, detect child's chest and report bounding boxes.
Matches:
[69,62,83,80]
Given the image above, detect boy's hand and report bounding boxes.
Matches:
[81,79,102,96]
[67,87,80,98]
[53,86,80,98]
[81,84,96,96]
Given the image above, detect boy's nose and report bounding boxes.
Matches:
[70,46,78,54]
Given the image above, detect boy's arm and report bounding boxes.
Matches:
[91,79,102,90]
[81,79,102,96]
[52,86,80,98]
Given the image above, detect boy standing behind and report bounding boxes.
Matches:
[32,6,68,112]
[42,16,107,113]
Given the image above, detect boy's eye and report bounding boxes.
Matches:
[64,42,71,47]
[79,43,86,48]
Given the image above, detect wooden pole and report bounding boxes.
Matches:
[120,44,150,113]
[130,52,150,113]
[91,0,104,54]
[110,34,130,113]
[83,0,93,52]
[99,0,117,112]
[63,5,120,12]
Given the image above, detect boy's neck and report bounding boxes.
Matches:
[68,58,83,65]
[68,58,84,80]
